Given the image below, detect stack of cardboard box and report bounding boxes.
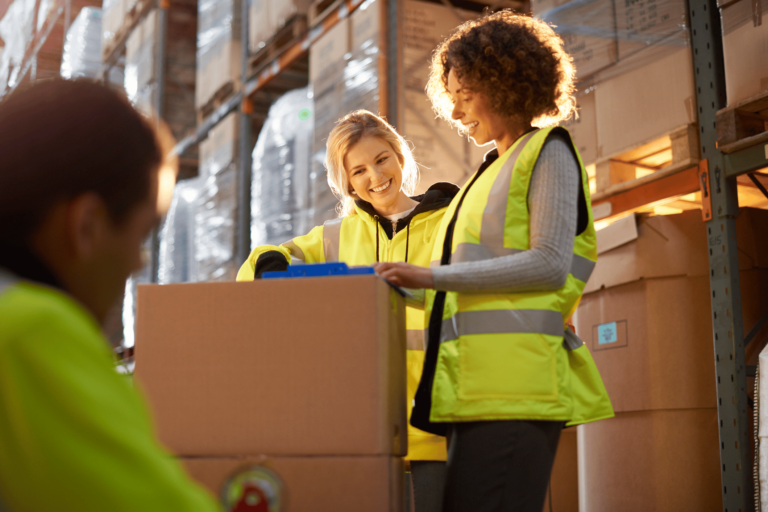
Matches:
[720,0,768,107]
[249,0,312,53]
[401,0,487,191]
[195,0,242,112]
[573,208,768,510]
[194,112,239,282]
[134,276,407,511]
[307,0,487,225]
[308,12,351,225]
[534,0,697,169]
[122,1,197,145]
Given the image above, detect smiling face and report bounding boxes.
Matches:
[343,135,415,217]
[447,68,511,148]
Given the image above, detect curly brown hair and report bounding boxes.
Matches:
[426,11,576,131]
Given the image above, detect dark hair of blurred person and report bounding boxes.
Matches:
[0,79,219,511]
[0,78,175,322]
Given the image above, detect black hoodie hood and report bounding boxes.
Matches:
[354,182,461,239]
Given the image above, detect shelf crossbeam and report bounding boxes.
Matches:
[725,142,768,178]
[689,0,753,510]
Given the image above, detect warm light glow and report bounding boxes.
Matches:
[680,192,698,202]
[154,118,179,215]
[594,219,612,231]
[586,164,596,178]
[635,167,654,179]
[589,177,596,195]
[653,205,683,215]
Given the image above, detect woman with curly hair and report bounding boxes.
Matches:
[374,11,613,512]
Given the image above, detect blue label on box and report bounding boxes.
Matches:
[597,322,618,345]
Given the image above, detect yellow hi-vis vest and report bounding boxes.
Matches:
[421,128,614,426]
[237,201,450,461]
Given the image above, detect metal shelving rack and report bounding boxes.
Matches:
[690,0,764,509]
[96,0,765,506]
[588,0,766,508]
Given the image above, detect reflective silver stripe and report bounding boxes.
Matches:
[406,329,425,351]
[570,254,596,283]
[0,269,18,296]
[477,131,538,253]
[438,309,564,344]
[283,240,306,263]
[322,218,343,262]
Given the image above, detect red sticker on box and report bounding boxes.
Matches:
[222,466,283,512]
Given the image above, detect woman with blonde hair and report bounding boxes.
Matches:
[374,12,613,512]
[237,110,459,512]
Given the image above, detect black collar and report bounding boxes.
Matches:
[0,242,64,290]
[355,182,460,239]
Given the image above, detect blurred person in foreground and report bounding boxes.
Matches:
[0,79,218,511]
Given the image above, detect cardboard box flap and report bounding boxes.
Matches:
[596,213,638,254]
[585,210,709,293]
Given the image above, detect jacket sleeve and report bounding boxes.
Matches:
[0,298,220,512]
[236,225,327,281]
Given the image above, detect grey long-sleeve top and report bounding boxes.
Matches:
[430,134,580,294]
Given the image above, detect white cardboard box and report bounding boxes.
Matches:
[595,46,696,159]
[721,0,768,106]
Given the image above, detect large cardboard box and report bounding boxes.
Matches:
[402,0,486,191]
[562,90,598,166]
[134,276,407,457]
[533,0,618,80]
[574,209,768,414]
[721,0,768,106]
[614,0,689,60]
[594,46,696,159]
[578,409,722,512]
[542,428,579,512]
[309,17,349,91]
[195,0,242,109]
[199,111,238,179]
[182,456,403,512]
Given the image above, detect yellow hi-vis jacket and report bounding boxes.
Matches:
[237,183,459,461]
[412,128,614,434]
[0,269,218,511]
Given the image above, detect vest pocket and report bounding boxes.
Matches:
[457,333,558,401]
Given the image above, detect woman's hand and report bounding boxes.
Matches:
[373,262,435,289]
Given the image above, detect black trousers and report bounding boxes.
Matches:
[443,420,563,512]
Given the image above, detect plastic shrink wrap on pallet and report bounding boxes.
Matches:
[0,0,36,93]
[249,0,312,53]
[122,237,153,349]
[124,8,158,114]
[308,0,383,227]
[532,0,695,162]
[251,87,314,249]
[196,0,241,109]
[158,178,201,284]
[62,8,104,78]
[61,7,122,83]
[401,0,485,191]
